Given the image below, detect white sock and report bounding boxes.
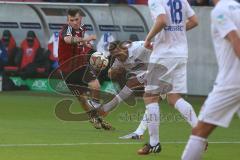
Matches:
[146,103,160,146]
[175,98,198,127]
[102,86,133,112]
[134,110,148,135]
[182,135,207,160]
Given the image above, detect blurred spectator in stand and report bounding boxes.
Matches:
[97,32,115,57]
[129,34,139,42]
[0,41,8,74]
[18,31,50,79]
[1,30,20,66]
[19,31,40,69]
[47,32,59,71]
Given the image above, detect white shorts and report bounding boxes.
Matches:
[199,86,240,128]
[145,57,187,94]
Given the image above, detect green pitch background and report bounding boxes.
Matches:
[0,91,239,160]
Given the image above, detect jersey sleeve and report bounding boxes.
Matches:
[148,0,166,17]
[185,0,195,18]
[211,9,238,38]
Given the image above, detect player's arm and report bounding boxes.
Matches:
[226,30,240,58]
[145,14,167,49]
[212,9,240,58]
[186,15,198,31]
[185,0,198,31]
[64,35,96,45]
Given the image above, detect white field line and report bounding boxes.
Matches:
[0,141,240,147]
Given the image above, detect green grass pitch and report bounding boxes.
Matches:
[0,91,239,160]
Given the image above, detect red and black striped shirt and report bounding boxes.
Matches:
[58,24,92,73]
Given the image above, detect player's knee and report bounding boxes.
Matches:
[167,93,181,107]
[191,126,200,135]
[191,127,207,138]
[191,122,215,138]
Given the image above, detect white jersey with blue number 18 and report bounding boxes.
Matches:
[148,0,195,58]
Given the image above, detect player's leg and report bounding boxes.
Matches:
[64,67,102,129]
[66,66,113,130]
[87,79,101,109]
[87,79,114,130]
[137,59,169,155]
[137,93,161,155]
[182,87,240,160]
[101,76,142,113]
[168,93,198,127]
[182,121,216,160]
[119,109,147,139]
[100,67,129,112]
[167,58,198,127]
[65,67,92,111]
[119,94,167,140]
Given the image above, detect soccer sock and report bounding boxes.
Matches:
[134,110,148,135]
[146,103,160,146]
[181,135,207,160]
[102,86,133,112]
[175,98,198,127]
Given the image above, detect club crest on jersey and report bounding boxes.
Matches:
[216,14,226,24]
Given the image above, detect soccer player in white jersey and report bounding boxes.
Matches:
[181,0,240,159]
[99,40,155,114]
[100,40,199,140]
[137,0,199,155]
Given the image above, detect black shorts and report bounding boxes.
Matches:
[64,65,97,94]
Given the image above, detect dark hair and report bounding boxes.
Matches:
[109,41,121,52]
[109,40,132,51]
[67,8,81,17]
[27,30,36,39]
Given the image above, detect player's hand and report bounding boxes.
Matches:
[74,37,83,43]
[144,40,153,50]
